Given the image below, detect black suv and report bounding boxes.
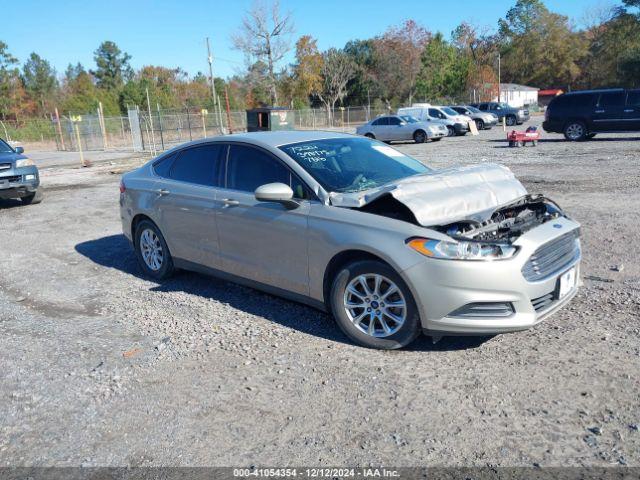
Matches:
[543,88,640,141]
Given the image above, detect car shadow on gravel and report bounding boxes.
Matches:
[0,198,27,209]
[76,234,493,351]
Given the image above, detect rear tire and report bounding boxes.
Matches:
[329,260,421,350]
[413,130,426,144]
[564,121,587,141]
[364,133,375,139]
[21,190,43,205]
[134,219,175,280]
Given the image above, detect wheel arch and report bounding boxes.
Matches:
[131,214,159,242]
[322,249,395,307]
[563,117,589,131]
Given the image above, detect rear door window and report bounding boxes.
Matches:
[168,144,224,187]
[388,117,402,125]
[597,92,625,108]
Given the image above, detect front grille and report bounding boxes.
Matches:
[449,302,514,319]
[0,175,21,183]
[531,292,555,312]
[0,163,11,171]
[522,231,580,281]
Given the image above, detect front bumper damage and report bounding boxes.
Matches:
[401,216,581,335]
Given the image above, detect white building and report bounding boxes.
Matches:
[495,83,539,108]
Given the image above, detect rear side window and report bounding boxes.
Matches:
[551,93,595,109]
[597,92,625,108]
[169,144,224,186]
[153,153,177,178]
[626,90,640,107]
[226,144,308,199]
[388,117,402,125]
[372,117,389,126]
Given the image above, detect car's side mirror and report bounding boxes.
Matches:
[15,146,24,154]
[255,182,299,209]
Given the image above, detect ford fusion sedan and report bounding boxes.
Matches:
[356,115,446,143]
[120,131,581,349]
[0,139,42,205]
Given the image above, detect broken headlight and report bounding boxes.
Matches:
[407,237,518,261]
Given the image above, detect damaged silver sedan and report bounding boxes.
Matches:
[120,131,581,349]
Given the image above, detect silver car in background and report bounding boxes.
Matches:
[120,131,581,349]
[356,115,446,143]
[450,105,499,130]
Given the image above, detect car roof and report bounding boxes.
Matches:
[563,88,625,95]
[169,130,356,150]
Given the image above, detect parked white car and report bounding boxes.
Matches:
[356,115,447,143]
[398,104,469,136]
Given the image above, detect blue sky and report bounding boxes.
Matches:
[3,0,616,79]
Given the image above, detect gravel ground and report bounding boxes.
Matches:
[1,118,639,467]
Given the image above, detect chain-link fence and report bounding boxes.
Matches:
[3,105,391,154]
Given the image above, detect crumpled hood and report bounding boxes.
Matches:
[329,163,528,227]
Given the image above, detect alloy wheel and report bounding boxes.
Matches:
[566,123,585,140]
[343,274,407,338]
[140,228,164,271]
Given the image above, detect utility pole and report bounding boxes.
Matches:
[497,52,501,103]
[206,37,225,134]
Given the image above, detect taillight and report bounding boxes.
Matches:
[119,181,126,193]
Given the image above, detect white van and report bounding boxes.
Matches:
[398,104,470,136]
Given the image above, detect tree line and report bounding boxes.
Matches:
[0,0,638,122]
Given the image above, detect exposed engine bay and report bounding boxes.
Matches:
[436,194,563,243]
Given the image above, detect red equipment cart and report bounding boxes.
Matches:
[507,126,540,147]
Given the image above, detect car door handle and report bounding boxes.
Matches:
[624,109,634,113]
[595,109,605,113]
[156,188,170,196]
[221,198,239,207]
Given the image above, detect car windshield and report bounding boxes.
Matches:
[441,107,459,116]
[465,106,480,113]
[0,138,14,153]
[400,115,419,123]
[280,137,430,193]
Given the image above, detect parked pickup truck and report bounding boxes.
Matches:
[471,102,530,126]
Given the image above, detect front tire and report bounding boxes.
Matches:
[21,190,43,205]
[413,130,426,143]
[505,115,517,126]
[134,219,175,280]
[475,119,484,130]
[564,121,587,141]
[329,260,421,349]
[364,133,375,139]
[446,126,455,137]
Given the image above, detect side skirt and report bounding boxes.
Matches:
[173,258,328,313]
